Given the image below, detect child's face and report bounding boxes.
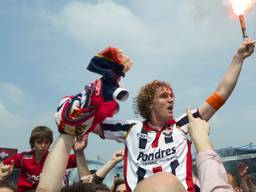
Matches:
[33,138,50,154]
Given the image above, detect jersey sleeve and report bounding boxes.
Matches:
[66,154,77,168]
[100,118,139,143]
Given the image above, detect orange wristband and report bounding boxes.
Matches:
[206,92,225,110]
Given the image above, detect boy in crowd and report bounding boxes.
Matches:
[0,126,87,192]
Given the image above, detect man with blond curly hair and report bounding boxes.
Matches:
[91,39,256,192]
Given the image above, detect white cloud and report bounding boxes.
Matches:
[0,82,27,108]
[0,101,27,129]
[0,84,30,139]
[0,101,56,151]
[33,110,56,130]
[0,83,53,151]
[44,0,242,63]
[47,1,151,50]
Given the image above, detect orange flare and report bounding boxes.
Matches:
[230,0,255,15]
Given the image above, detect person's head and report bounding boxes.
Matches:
[134,172,185,192]
[80,174,94,183]
[0,180,17,192]
[113,173,120,183]
[61,182,110,192]
[136,80,174,122]
[29,126,53,153]
[80,169,99,183]
[113,179,126,192]
[227,172,240,192]
[90,170,97,174]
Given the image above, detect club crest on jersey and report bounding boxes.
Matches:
[136,133,152,142]
[163,131,172,137]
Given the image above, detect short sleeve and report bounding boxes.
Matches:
[101,118,139,143]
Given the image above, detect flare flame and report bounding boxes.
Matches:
[230,0,255,15]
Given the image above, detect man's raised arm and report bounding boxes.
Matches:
[199,39,255,121]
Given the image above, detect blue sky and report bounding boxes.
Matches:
[1,0,256,161]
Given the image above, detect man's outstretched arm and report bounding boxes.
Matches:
[199,39,255,121]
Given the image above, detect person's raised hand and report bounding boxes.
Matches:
[236,38,255,59]
[186,107,213,153]
[73,134,89,152]
[0,160,14,181]
[111,149,124,164]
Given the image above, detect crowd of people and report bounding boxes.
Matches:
[0,39,255,192]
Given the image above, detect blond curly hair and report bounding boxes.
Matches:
[136,80,174,120]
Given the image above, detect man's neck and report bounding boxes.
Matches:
[147,121,165,130]
[149,113,170,128]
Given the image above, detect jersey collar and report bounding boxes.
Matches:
[143,119,176,132]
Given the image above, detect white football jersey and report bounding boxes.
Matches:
[101,109,200,192]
